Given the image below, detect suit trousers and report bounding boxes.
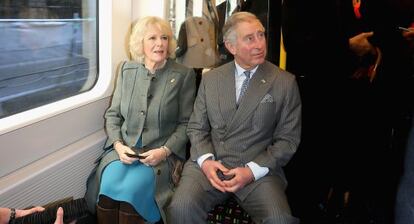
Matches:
[167,163,299,224]
[395,113,414,224]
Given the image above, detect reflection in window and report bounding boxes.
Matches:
[0,0,97,118]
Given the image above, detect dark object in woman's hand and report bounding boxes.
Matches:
[125,147,147,159]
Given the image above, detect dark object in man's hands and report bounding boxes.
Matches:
[125,147,147,159]
[216,169,235,181]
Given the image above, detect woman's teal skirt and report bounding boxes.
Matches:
[98,139,160,222]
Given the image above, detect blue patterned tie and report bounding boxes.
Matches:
[238,70,251,105]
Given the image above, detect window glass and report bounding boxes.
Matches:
[0,0,97,118]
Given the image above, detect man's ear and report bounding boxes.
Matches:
[225,41,236,55]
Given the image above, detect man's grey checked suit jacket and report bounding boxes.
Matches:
[185,60,302,201]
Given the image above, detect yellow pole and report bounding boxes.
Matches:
[279,30,286,70]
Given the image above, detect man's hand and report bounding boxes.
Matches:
[402,27,414,40]
[54,207,76,224]
[0,206,45,224]
[54,207,64,224]
[402,27,414,49]
[349,31,376,57]
[17,206,45,218]
[201,160,229,192]
[222,167,254,192]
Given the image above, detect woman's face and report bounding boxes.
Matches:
[143,25,169,65]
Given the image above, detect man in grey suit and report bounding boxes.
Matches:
[168,12,301,224]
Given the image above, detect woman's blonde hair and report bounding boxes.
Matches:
[129,16,177,63]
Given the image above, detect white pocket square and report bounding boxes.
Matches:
[260,94,274,103]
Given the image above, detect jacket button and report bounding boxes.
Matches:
[157,169,161,175]
[140,111,145,115]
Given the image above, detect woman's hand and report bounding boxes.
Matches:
[114,141,139,165]
[140,147,170,166]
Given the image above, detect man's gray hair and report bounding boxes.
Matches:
[222,11,265,45]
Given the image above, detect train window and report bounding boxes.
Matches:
[0,0,97,119]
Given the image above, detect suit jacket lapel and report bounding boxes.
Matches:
[218,63,237,128]
[227,64,275,132]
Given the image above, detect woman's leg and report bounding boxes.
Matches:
[119,202,145,224]
[97,195,119,224]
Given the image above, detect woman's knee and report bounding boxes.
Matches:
[98,195,119,209]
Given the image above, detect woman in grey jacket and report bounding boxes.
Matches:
[85,16,196,224]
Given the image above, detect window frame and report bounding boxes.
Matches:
[0,0,113,135]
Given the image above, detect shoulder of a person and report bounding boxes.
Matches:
[122,60,141,69]
[168,59,194,76]
[261,61,296,82]
[203,61,233,78]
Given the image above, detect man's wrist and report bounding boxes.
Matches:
[246,162,269,181]
[197,153,215,167]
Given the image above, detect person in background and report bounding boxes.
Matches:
[85,16,196,224]
[395,116,414,224]
[395,2,414,221]
[282,0,413,223]
[168,11,301,224]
